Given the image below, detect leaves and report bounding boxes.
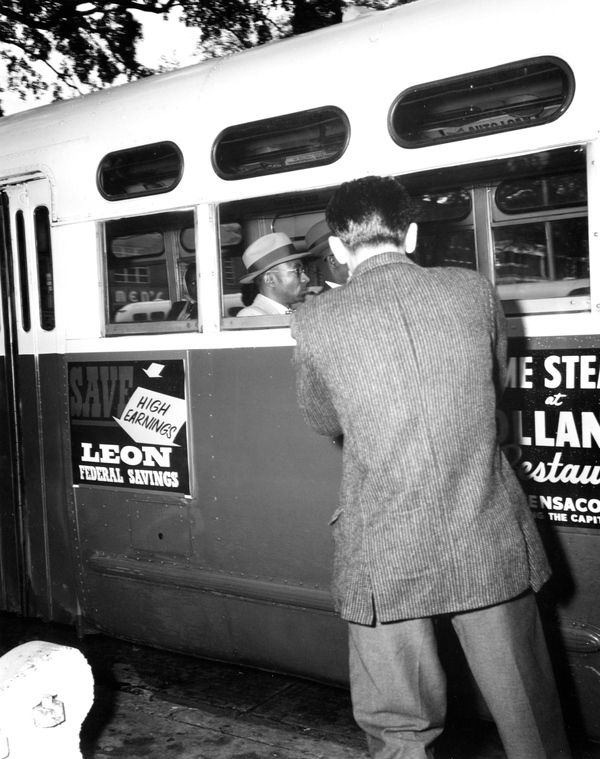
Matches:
[0,0,413,115]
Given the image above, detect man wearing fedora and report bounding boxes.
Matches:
[305,219,349,290]
[236,232,311,316]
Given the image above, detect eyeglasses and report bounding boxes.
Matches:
[273,264,306,278]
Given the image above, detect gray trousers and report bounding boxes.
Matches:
[348,591,571,759]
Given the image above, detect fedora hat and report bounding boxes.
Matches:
[305,219,332,259]
[240,232,308,284]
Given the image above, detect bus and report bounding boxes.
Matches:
[0,0,598,740]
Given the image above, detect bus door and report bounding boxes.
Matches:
[0,177,78,624]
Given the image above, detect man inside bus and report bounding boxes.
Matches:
[167,262,198,320]
[236,232,311,316]
[305,218,349,290]
[292,175,571,759]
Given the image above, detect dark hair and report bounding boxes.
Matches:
[326,175,414,251]
[184,262,196,288]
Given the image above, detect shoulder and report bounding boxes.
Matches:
[237,304,268,317]
[236,294,273,317]
[291,288,346,342]
[167,301,186,319]
[419,265,496,298]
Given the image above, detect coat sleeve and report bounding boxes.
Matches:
[291,314,343,437]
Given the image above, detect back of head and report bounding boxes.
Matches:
[326,176,414,252]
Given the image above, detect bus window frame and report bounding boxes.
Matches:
[15,209,31,333]
[490,188,590,314]
[34,205,55,332]
[97,141,184,202]
[389,56,575,150]
[215,147,593,332]
[212,106,350,181]
[217,187,334,329]
[101,208,200,336]
[402,146,591,316]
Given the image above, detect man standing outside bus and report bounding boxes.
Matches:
[291,175,571,759]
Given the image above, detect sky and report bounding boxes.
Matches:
[1,9,203,116]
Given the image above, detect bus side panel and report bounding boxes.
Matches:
[19,353,79,624]
[190,347,341,583]
[542,531,600,740]
[71,347,349,682]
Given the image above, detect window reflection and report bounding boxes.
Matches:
[391,57,573,148]
[494,217,589,299]
[412,229,476,270]
[98,142,183,200]
[104,210,199,333]
[213,107,349,180]
[34,206,55,331]
[497,172,586,213]
[16,210,31,332]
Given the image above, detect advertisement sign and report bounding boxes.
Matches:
[499,348,600,530]
[69,359,189,494]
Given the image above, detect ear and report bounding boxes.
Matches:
[405,222,418,254]
[329,236,349,266]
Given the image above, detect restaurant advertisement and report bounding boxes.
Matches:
[499,347,600,529]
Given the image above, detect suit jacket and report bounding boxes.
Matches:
[167,300,197,320]
[292,251,550,625]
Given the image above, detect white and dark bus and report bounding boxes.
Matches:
[0,0,598,740]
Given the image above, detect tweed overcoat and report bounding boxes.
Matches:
[291,252,550,625]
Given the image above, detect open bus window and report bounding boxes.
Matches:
[218,146,588,328]
[218,189,335,328]
[98,142,184,201]
[401,146,589,312]
[34,206,55,331]
[103,210,199,335]
[412,228,477,270]
[212,107,349,180]
[411,189,476,269]
[390,57,574,149]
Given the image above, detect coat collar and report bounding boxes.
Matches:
[351,251,415,279]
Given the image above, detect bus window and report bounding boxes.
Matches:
[98,142,184,201]
[220,146,588,327]
[34,206,55,331]
[412,228,476,270]
[402,145,589,312]
[493,218,588,299]
[492,153,588,302]
[390,57,574,149]
[218,187,334,327]
[15,210,31,332]
[213,107,349,181]
[411,189,476,269]
[103,210,199,335]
